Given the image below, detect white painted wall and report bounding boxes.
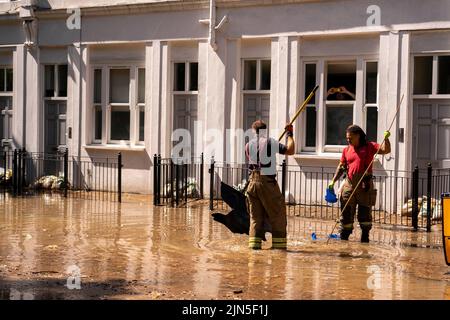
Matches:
[2,0,450,194]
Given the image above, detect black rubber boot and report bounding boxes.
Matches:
[361,229,370,243]
[340,229,351,241]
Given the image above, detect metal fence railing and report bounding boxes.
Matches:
[0,149,122,202]
[153,154,204,207]
[209,159,450,231]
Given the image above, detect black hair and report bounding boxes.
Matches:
[346,124,367,146]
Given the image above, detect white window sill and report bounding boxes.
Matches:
[43,97,68,101]
[413,94,450,99]
[294,153,341,161]
[83,144,146,152]
[294,152,382,164]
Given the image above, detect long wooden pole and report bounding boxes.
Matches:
[326,94,405,244]
[278,85,319,141]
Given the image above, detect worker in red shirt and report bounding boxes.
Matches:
[329,125,391,243]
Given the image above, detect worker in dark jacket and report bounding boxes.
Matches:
[329,125,391,243]
[245,120,295,250]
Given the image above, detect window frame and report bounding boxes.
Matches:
[172,61,199,95]
[363,60,379,142]
[412,53,450,99]
[323,60,357,152]
[92,68,103,144]
[297,56,379,156]
[437,55,450,95]
[43,64,68,100]
[0,66,13,146]
[108,67,131,144]
[300,61,319,152]
[0,66,13,94]
[242,58,271,94]
[136,68,146,144]
[90,63,145,146]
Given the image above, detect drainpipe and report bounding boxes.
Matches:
[19,0,38,48]
[77,12,83,159]
[199,0,228,51]
[209,0,217,50]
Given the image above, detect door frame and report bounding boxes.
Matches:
[43,100,67,155]
[413,99,450,168]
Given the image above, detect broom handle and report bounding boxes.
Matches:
[278,85,319,141]
[242,85,320,194]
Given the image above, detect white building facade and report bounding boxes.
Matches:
[0,0,450,194]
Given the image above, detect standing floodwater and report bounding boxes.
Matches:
[0,194,449,300]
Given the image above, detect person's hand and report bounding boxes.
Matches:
[328,181,335,190]
[339,86,348,94]
[285,124,293,137]
[384,130,391,139]
[327,88,336,95]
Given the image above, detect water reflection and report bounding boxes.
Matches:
[0,194,448,300]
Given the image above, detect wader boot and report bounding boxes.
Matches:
[339,174,374,242]
[340,229,352,241]
[246,171,287,250]
[361,229,370,243]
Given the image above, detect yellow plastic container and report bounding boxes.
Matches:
[443,193,450,266]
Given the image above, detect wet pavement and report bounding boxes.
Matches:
[0,194,449,300]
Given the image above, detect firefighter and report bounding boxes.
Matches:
[328,125,391,243]
[245,120,295,250]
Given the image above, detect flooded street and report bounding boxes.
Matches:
[0,194,449,300]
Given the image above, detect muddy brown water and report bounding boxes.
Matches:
[0,194,449,300]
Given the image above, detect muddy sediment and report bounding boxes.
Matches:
[0,194,449,300]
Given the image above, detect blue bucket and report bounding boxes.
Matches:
[325,188,337,203]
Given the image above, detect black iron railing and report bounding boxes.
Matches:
[209,160,449,231]
[153,153,204,207]
[0,149,122,202]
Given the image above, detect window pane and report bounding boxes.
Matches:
[413,56,432,94]
[138,68,145,104]
[59,119,67,146]
[109,69,130,103]
[139,106,145,142]
[7,113,12,139]
[5,68,13,92]
[244,60,257,90]
[305,106,316,147]
[366,107,378,143]
[0,69,4,91]
[327,62,356,101]
[58,65,68,97]
[189,62,198,91]
[260,60,271,90]
[0,113,3,140]
[44,65,55,97]
[0,96,12,109]
[326,105,353,145]
[305,64,316,100]
[174,63,185,91]
[365,62,378,103]
[110,106,130,141]
[94,105,102,140]
[438,56,450,94]
[58,103,66,115]
[94,69,102,104]
[0,97,12,141]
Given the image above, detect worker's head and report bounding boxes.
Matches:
[346,125,366,147]
[251,120,267,135]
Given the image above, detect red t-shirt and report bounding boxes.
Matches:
[340,142,380,180]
